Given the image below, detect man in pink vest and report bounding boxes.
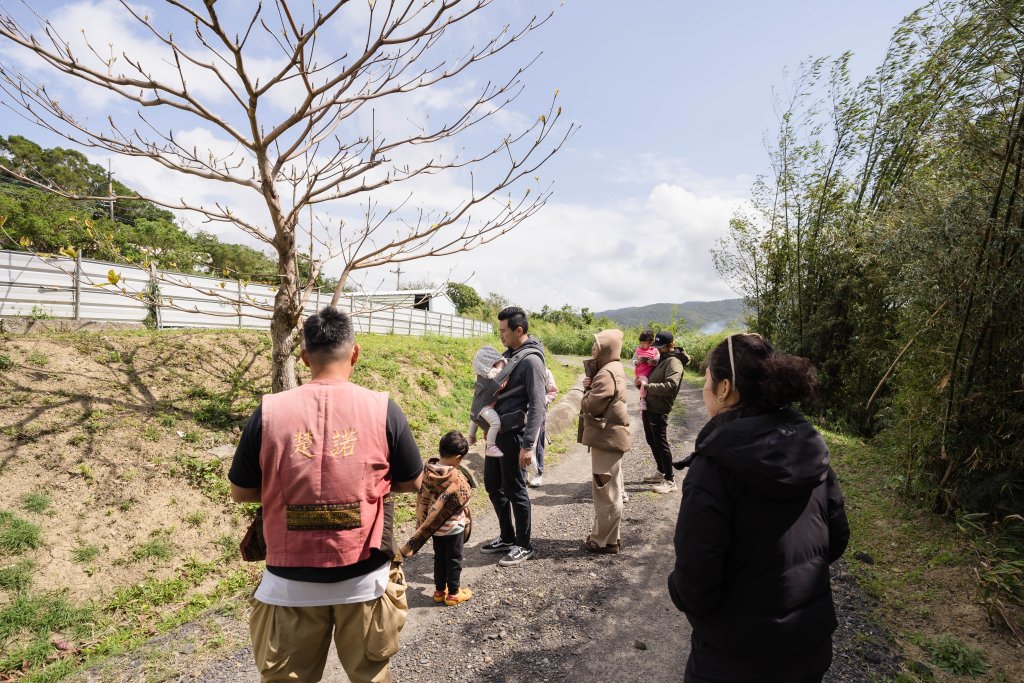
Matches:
[229,306,424,683]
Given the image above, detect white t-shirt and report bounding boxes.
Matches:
[253,562,389,607]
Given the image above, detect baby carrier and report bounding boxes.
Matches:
[469,347,545,432]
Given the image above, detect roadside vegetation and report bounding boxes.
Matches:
[0,326,577,681]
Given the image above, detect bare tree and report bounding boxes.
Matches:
[0,0,573,391]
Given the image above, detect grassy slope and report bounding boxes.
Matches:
[0,328,578,682]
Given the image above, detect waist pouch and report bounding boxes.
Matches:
[499,410,526,434]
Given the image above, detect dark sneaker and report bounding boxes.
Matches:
[480,536,514,554]
[498,545,535,566]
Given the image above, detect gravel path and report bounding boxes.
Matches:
[119,381,902,682]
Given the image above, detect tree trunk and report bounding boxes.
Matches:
[270,310,299,393]
[259,150,302,394]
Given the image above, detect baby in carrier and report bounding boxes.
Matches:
[468,345,508,457]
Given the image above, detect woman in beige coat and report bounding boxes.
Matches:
[579,328,631,554]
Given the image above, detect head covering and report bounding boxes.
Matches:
[653,331,674,348]
[473,345,504,377]
[592,329,624,367]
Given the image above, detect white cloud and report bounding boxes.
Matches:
[351,169,749,311]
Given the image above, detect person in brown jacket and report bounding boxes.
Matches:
[579,328,631,554]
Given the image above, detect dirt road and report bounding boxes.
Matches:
[186,382,900,682]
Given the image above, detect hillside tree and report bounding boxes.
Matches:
[0,0,573,391]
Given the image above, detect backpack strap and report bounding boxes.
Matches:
[492,347,545,401]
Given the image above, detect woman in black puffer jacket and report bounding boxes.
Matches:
[668,334,850,682]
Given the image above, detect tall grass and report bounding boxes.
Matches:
[529,318,734,367]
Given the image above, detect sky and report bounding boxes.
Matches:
[0,0,925,312]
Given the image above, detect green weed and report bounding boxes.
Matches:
[0,592,95,674]
[142,425,162,442]
[175,453,228,499]
[188,387,244,430]
[157,412,177,428]
[183,429,204,443]
[212,534,238,563]
[0,353,13,371]
[107,576,190,612]
[907,632,988,676]
[0,559,34,592]
[20,491,50,514]
[83,408,108,433]
[26,350,48,366]
[71,542,100,564]
[183,511,207,527]
[131,529,173,563]
[28,305,52,320]
[0,510,43,554]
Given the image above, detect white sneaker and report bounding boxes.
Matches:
[485,444,502,457]
[643,473,664,484]
[528,474,543,487]
[652,480,677,494]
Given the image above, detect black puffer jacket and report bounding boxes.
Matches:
[668,407,850,665]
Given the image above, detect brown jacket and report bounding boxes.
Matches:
[401,459,473,556]
[579,329,631,453]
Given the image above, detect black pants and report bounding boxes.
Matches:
[684,633,831,683]
[484,431,532,549]
[432,533,464,593]
[642,410,673,481]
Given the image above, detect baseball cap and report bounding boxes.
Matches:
[653,331,674,347]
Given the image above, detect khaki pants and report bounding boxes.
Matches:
[590,447,624,547]
[249,562,408,683]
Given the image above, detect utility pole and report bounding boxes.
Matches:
[107,159,114,220]
[391,264,403,290]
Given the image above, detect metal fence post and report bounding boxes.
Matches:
[236,279,243,328]
[73,253,82,320]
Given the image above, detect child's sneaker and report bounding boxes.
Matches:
[638,398,647,411]
[485,444,502,457]
[444,587,472,605]
[432,590,447,604]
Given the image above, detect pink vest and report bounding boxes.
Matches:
[260,379,390,567]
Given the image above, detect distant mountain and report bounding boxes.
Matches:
[595,298,749,333]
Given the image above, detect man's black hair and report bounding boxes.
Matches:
[497,306,528,334]
[439,430,469,458]
[303,306,355,357]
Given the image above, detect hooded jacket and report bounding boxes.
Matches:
[493,336,547,451]
[644,347,688,415]
[668,407,850,665]
[401,458,473,556]
[579,329,630,453]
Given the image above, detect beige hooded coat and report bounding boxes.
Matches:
[579,329,631,453]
